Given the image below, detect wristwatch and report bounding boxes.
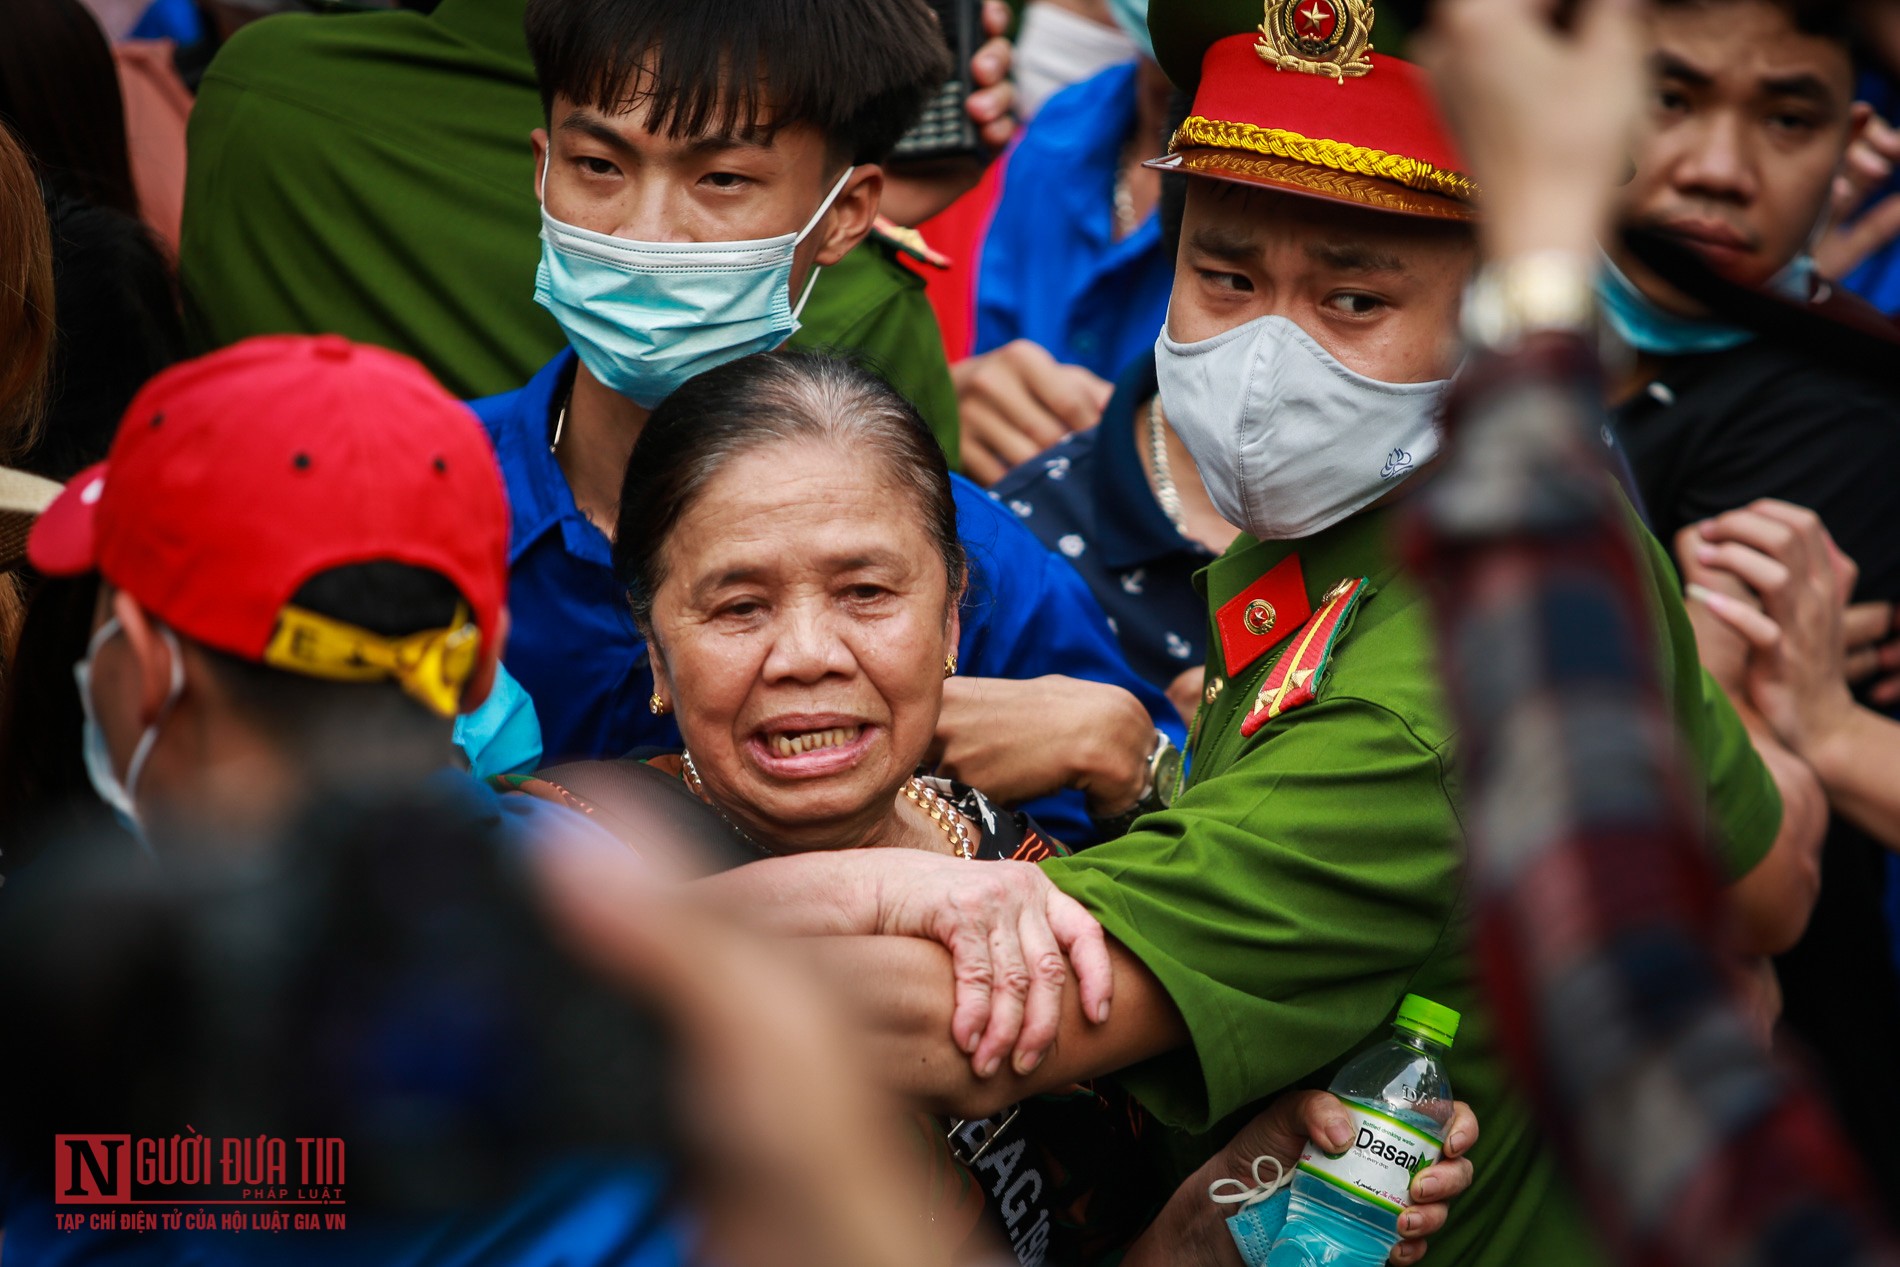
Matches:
[1091,729,1184,839]
[1461,250,1598,353]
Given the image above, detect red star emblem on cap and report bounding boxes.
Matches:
[1295,0,1339,41]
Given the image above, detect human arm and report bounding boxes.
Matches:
[809,932,1184,1117]
[694,849,1114,1079]
[1715,713,1828,955]
[1122,1095,1481,1267]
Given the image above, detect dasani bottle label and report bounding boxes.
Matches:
[1295,1104,1441,1215]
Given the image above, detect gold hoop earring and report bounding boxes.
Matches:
[943,651,958,679]
[649,692,670,715]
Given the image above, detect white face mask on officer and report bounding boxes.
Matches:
[1153,312,1450,541]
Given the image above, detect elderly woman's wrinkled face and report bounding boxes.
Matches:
[646,439,959,852]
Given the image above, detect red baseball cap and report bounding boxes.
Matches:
[30,335,509,705]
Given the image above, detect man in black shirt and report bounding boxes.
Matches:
[1605,0,1900,1204]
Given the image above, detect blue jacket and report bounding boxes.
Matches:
[973,60,1173,378]
[471,351,1182,844]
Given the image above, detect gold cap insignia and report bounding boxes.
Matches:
[1256,0,1374,82]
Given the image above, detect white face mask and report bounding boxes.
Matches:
[73,615,184,842]
[1154,313,1449,541]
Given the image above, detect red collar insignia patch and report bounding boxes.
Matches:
[1240,576,1368,737]
[1214,554,1310,680]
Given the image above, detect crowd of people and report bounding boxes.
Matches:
[2,0,1899,1263]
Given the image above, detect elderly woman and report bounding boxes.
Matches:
[620,353,1026,860]
[503,350,1477,1265]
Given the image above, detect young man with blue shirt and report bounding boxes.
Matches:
[477,0,1183,844]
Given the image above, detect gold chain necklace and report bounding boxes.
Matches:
[680,751,975,860]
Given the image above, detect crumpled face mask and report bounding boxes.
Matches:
[1212,1154,1296,1266]
[1595,248,1815,356]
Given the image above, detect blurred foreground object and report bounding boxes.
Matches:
[1417,0,1900,1257]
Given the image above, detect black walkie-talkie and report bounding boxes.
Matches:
[891,0,985,162]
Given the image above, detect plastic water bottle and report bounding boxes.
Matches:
[1264,995,1460,1267]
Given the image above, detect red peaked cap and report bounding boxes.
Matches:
[30,334,509,664]
[1149,33,1478,221]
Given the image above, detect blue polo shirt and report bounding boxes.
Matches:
[471,351,1181,846]
[991,358,1214,696]
[972,60,1173,378]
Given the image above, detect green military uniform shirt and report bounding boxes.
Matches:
[1043,496,1779,1267]
[177,0,960,461]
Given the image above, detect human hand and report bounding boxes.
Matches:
[1815,110,1900,280]
[935,674,1154,813]
[1675,524,1759,701]
[1128,1092,1479,1267]
[1167,664,1207,729]
[1418,0,1642,262]
[968,0,1017,152]
[953,340,1112,485]
[1681,500,1859,760]
[877,1,1017,227]
[864,850,1114,1078]
[1843,599,1900,707]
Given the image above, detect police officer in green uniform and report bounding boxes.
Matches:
[713,2,1823,1261]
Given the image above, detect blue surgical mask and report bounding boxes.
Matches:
[1209,1154,1297,1266]
[1106,0,1153,59]
[73,616,184,846]
[1596,250,1815,357]
[451,663,543,780]
[533,166,854,408]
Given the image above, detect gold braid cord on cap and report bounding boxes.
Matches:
[1256,0,1374,80]
[1170,116,1479,202]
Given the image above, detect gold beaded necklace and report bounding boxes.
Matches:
[680,751,975,860]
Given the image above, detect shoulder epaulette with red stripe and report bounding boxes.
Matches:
[870,217,951,270]
[1239,577,1369,737]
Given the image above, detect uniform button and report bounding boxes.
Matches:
[1204,678,1225,704]
[1244,598,1277,636]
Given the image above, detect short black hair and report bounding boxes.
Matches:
[198,561,471,751]
[1652,0,1856,49]
[24,191,186,483]
[523,0,953,166]
[0,0,138,219]
[614,350,964,634]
